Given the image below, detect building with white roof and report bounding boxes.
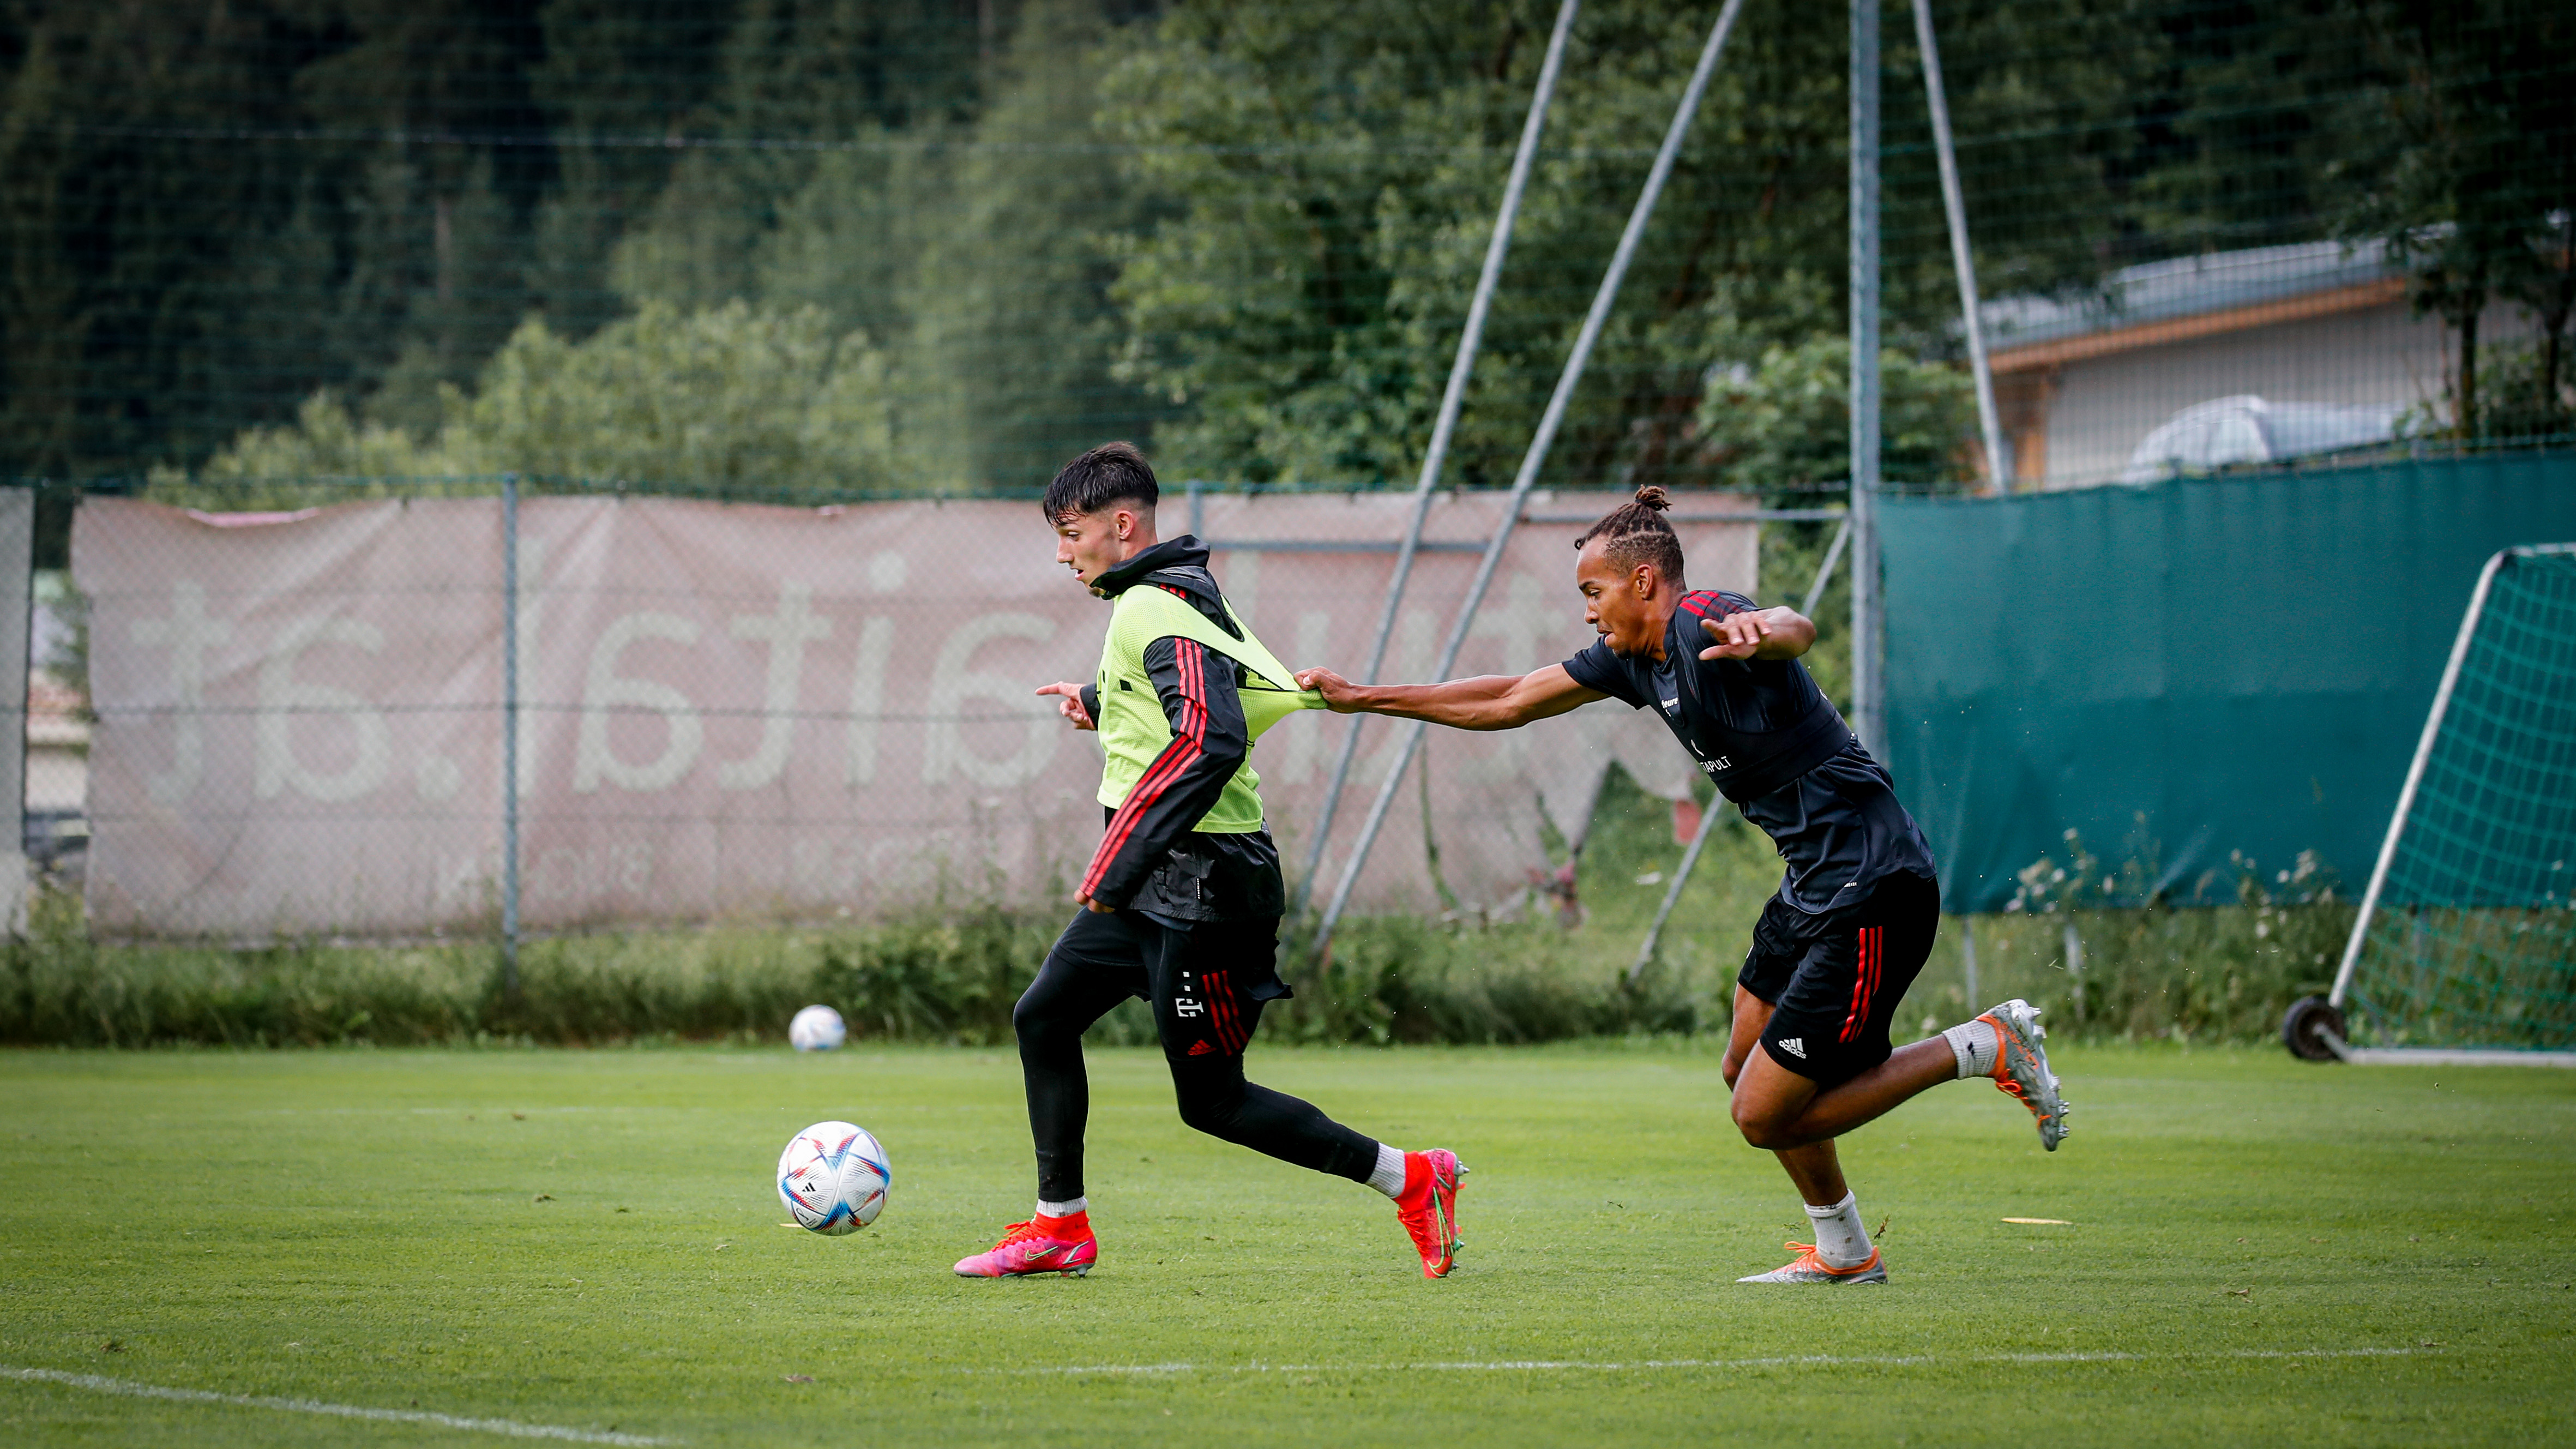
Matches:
[1980,238,2535,488]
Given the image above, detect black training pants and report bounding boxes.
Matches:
[1014,908,1379,1203]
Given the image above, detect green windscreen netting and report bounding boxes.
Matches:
[2342,548,2576,1051]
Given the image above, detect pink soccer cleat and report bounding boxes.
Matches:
[1394,1150,1467,1278]
[952,1212,1098,1278]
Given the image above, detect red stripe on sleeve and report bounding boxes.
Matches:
[1080,638,1211,899]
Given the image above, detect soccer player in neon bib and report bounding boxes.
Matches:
[1296,485,2068,1285]
[951,442,1467,1281]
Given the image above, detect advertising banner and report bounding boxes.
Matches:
[75,491,1755,935]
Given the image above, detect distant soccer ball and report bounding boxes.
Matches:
[789,1004,846,1051]
[777,1121,890,1235]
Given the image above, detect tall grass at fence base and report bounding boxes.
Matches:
[0,887,1705,1050]
[0,894,2355,1054]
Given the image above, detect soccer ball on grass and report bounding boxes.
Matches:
[778,1121,890,1235]
[789,1003,846,1051]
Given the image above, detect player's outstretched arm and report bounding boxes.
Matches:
[1697,606,1815,662]
[1292,663,1603,732]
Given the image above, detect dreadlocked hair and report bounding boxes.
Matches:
[1573,484,1685,586]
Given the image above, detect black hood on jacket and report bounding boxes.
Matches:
[1090,535,1240,639]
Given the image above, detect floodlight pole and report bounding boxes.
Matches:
[1295,0,1580,918]
[1311,0,1750,961]
[1850,0,1884,759]
[501,472,522,999]
[1911,0,2008,493]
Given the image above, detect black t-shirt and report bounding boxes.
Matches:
[1563,590,1937,914]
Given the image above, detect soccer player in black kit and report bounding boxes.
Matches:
[1298,486,2069,1284]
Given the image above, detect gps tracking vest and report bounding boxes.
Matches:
[1093,582,1321,831]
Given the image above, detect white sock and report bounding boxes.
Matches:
[1036,1197,1087,1219]
[1363,1143,1408,1199]
[1942,1018,2000,1079]
[1805,1192,1873,1269]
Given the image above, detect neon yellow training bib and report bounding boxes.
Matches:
[1093,583,1322,831]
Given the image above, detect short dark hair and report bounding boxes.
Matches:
[1573,485,1686,587]
[1042,441,1159,522]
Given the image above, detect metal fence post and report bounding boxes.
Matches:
[1850,0,1883,757]
[1960,913,1979,1007]
[4,486,32,929]
[500,473,522,997]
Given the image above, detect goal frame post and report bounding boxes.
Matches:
[2321,542,2576,1069]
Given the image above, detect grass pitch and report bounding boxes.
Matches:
[2,1043,2570,1447]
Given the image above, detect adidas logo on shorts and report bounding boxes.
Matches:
[1778,1037,1807,1059]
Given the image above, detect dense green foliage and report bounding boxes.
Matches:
[8,1,2568,492]
[2144,2,2576,434]
[183,300,910,491]
[3,1046,2571,1445]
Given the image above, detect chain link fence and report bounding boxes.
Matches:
[20,478,1788,947]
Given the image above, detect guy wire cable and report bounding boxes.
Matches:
[1312,0,1751,959]
[1293,0,1582,918]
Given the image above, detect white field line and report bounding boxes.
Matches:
[978,1345,2438,1376]
[0,1366,677,1445]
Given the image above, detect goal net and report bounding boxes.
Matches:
[2327,545,2576,1063]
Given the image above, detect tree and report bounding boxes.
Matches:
[174,299,911,497]
[2162,1,2576,436]
[605,0,1166,488]
[1093,0,2142,492]
[1694,339,1978,494]
[2337,2,2576,434]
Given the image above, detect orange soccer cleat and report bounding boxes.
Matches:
[1978,999,2069,1151]
[1737,1241,1889,1284]
[1393,1150,1468,1278]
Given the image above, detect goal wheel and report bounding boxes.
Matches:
[2281,995,2346,1062]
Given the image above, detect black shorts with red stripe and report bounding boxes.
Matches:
[1739,871,1940,1089]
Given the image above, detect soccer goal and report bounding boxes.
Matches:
[2282,544,2576,1067]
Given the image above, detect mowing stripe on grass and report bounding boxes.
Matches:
[989,1346,2439,1376]
[0,1366,677,1445]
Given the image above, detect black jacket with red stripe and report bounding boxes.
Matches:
[1076,539,1285,923]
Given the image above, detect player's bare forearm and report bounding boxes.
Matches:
[1292,664,1601,731]
[1699,606,1815,662]
[1337,675,1524,730]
